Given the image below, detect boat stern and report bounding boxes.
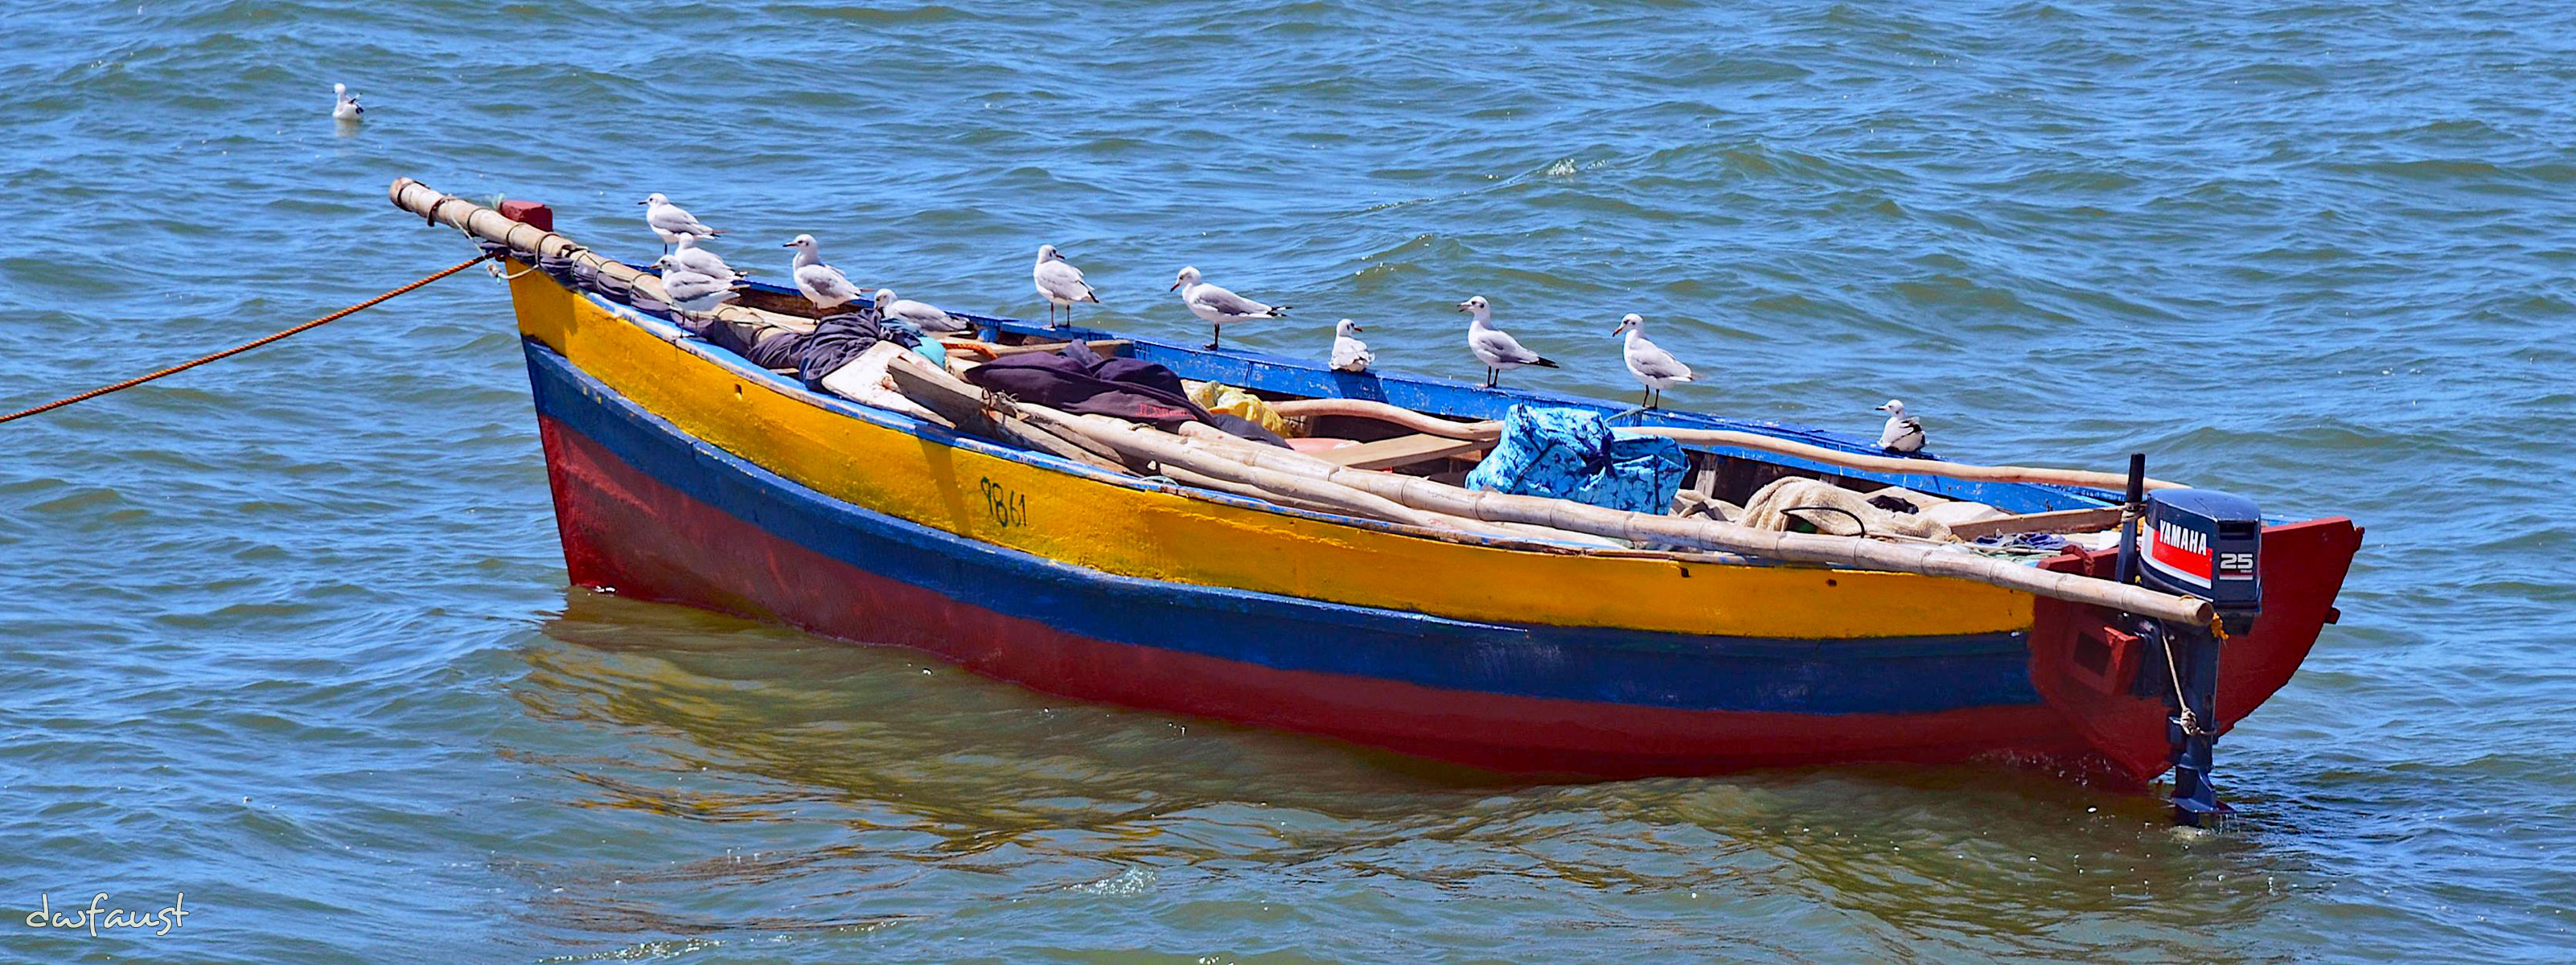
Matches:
[2028,515,2364,799]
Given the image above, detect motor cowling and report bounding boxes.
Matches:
[2136,489,2263,634]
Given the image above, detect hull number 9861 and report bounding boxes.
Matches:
[978,477,1029,529]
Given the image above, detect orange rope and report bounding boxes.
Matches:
[0,253,496,426]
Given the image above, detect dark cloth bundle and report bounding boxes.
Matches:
[679,303,922,387]
[795,305,922,389]
[676,314,805,370]
[961,341,1288,447]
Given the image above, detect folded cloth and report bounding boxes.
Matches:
[1462,405,1687,515]
[816,341,942,421]
[963,340,1288,446]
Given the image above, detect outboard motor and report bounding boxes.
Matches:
[2136,489,2265,634]
[2113,456,2265,827]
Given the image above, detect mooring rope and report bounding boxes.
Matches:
[0,253,497,426]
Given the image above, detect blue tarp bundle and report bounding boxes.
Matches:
[1462,405,1689,515]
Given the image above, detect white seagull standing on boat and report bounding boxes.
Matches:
[876,288,969,335]
[668,234,747,285]
[1329,318,1374,373]
[783,234,865,310]
[1457,295,1557,388]
[1876,399,1926,454]
[331,83,363,122]
[651,255,739,317]
[1033,244,1098,328]
[1611,313,1695,409]
[1172,265,1288,350]
[640,192,722,253]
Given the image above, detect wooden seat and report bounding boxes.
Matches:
[1313,433,1486,470]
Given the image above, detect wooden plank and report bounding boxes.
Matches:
[1945,506,2126,541]
[1313,433,1487,470]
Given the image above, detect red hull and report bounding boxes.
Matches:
[2028,519,2364,783]
[539,415,2114,777]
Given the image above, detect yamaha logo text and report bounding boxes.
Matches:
[2155,520,2207,556]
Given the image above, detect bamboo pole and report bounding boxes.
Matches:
[1026,416,1452,530]
[1264,396,2182,492]
[1628,427,2187,492]
[1151,418,2212,623]
[879,351,1598,544]
[388,178,825,336]
[881,354,1132,474]
[1266,398,1502,440]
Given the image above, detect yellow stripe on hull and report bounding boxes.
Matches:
[507,268,2036,639]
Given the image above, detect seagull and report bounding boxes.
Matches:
[1876,399,1926,454]
[876,288,969,335]
[1171,265,1288,350]
[640,193,722,253]
[1033,244,1099,328]
[1611,313,1695,408]
[331,84,363,122]
[1330,318,1374,373]
[651,255,739,317]
[783,234,864,310]
[669,234,748,285]
[1456,295,1557,388]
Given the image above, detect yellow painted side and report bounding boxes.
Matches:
[507,268,2036,638]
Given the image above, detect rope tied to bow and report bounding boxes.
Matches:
[0,253,497,426]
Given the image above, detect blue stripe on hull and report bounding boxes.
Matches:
[526,340,2044,715]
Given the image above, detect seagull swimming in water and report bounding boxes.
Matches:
[651,255,738,317]
[668,234,748,285]
[1329,318,1374,373]
[1457,295,1557,388]
[783,234,864,310]
[1611,313,1695,409]
[1172,266,1288,350]
[331,84,363,122]
[1033,244,1098,328]
[1876,399,1926,454]
[640,193,722,253]
[875,288,969,335]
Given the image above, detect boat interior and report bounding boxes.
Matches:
[622,267,2128,552]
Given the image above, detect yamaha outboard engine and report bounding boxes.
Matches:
[2137,489,2265,634]
[2113,456,2264,827]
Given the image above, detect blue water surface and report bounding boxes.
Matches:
[2,1,2571,961]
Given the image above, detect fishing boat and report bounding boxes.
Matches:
[391,179,2360,822]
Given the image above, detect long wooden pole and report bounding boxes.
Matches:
[1050,418,1452,530]
[1266,396,2183,492]
[1157,420,2212,624]
[1628,427,2187,492]
[1267,398,1500,440]
[389,178,824,335]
